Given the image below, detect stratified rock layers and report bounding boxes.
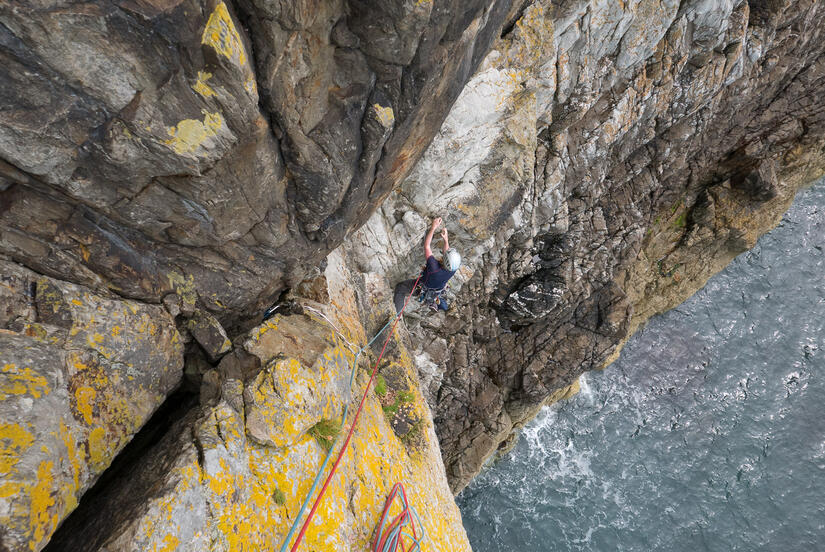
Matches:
[0,0,520,321]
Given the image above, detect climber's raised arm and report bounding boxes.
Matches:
[424,217,441,259]
[440,227,450,254]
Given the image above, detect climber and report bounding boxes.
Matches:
[393,217,461,314]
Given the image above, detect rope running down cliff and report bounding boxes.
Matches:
[279,273,423,552]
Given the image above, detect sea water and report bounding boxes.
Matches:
[458,178,825,551]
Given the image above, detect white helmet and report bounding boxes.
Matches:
[445,249,461,271]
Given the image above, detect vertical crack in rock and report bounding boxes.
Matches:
[42,390,198,552]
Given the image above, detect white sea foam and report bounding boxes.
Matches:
[459,181,825,552]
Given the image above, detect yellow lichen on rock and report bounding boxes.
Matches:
[87,426,110,470]
[374,104,395,127]
[0,422,35,474]
[74,386,96,424]
[202,2,248,66]
[165,111,225,155]
[0,261,184,552]
[1,363,50,400]
[58,421,82,500]
[83,308,470,551]
[192,71,217,98]
[28,461,57,552]
[199,2,258,101]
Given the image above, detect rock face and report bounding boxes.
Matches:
[0,0,523,323]
[1,0,825,549]
[344,0,825,491]
[0,259,183,552]
[44,254,470,552]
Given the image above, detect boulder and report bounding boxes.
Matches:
[187,309,232,362]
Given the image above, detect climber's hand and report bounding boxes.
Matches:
[440,228,448,240]
[431,217,442,230]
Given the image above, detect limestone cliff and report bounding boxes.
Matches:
[1,0,824,550]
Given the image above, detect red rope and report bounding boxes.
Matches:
[288,274,421,552]
[373,483,421,552]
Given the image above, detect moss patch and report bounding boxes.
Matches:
[374,374,387,397]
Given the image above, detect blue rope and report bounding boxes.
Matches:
[373,483,424,552]
[278,316,396,552]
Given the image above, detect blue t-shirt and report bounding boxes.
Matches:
[421,255,456,290]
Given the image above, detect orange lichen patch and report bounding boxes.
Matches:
[59,421,82,499]
[202,2,248,66]
[0,480,25,498]
[87,426,110,470]
[199,444,279,552]
[1,363,50,400]
[75,386,96,425]
[64,300,469,550]
[155,533,180,552]
[0,422,35,474]
[29,460,57,551]
[207,458,236,498]
[214,500,279,552]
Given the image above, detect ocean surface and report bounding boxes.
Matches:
[458,178,825,552]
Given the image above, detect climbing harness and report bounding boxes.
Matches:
[416,283,449,312]
[280,273,422,552]
[373,483,424,552]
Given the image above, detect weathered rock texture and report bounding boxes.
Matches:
[1,0,825,549]
[344,0,825,491]
[0,0,523,323]
[0,259,183,552]
[43,252,470,552]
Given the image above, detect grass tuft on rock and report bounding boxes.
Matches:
[401,419,426,446]
[308,418,340,451]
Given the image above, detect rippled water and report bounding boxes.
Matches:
[458,179,825,551]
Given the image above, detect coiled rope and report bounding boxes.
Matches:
[373,483,423,552]
[279,273,422,552]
